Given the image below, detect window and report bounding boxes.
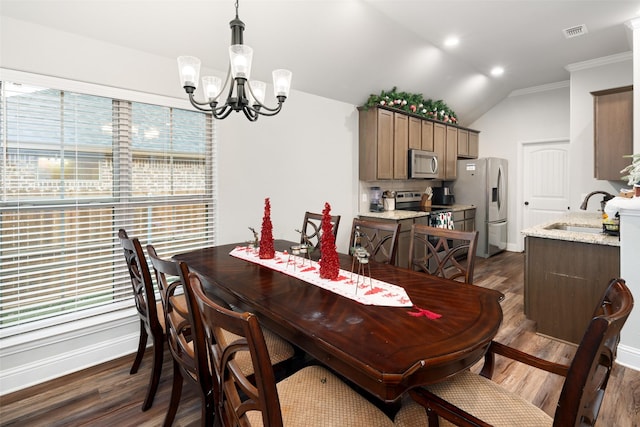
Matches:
[0,79,215,333]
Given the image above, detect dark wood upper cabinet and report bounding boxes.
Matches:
[591,85,633,181]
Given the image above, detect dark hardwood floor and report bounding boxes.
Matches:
[1,250,638,426]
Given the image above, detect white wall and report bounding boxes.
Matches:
[215,92,358,251]
[0,17,358,394]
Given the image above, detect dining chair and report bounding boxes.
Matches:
[147,248,297,426]
[118,229,173,411]
[299,211,341,252]
[394,277,634,427]
[146,245,213,427]
[188,271,395,427]
[349,218,401,264]
[408,223,479,284]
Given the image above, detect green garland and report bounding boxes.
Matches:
[362,87,458,124]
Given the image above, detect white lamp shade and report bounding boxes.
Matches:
[177,56,201,88]
[248,80,266,105]
[229,45,253,79]
[272,69,292,98]
[202,76,222,100]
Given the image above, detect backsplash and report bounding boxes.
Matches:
[358,180,445,212]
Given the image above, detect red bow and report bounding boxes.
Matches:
[408,305,442,319]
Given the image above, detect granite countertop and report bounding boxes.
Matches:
[521,211,620,247]
[359,204,476,221]
[359,210,428,221]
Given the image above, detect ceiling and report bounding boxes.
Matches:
[1,0,638,125]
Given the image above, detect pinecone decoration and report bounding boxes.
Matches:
[319,202,339,280]
[259,198,275,259]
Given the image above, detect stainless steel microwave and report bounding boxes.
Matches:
[408,149,439,179]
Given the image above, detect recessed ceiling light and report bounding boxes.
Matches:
[490,66,504,77]
[444,36,459,47]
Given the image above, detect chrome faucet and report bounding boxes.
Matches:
[580,191,615,211]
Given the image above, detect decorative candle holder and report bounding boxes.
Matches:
[350,247,372,293]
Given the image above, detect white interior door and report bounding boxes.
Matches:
[520,140,570,249]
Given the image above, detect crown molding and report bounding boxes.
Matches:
[565,52,633,73]
[508,80,569,98]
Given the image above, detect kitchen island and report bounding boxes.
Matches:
[521,212,620,344]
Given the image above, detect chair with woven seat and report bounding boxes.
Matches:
[118,229,177,411]
[394,277,634,427]
[188,272,395,427]
[147,247,297,426]
[349,218,401,264]
[408,223,478,284]
[299,211,341,253]
[147,245,212,427]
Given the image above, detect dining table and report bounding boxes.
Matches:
[173,240,504,403]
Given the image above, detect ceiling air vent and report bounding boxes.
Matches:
[563,24,588,39]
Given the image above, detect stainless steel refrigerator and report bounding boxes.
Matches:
[454,158,508,258]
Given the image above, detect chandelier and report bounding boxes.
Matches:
[177,0,292,121]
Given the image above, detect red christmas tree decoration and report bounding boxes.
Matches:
[259,198,275,259]
[319,202,339,280]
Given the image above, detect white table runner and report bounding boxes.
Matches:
[230,246,413,307]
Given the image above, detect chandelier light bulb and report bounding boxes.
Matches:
[202,76,222,100]
[272,69,292,97]
[250,80,266,105]
[177,56,201,88]
[229,45,253,79]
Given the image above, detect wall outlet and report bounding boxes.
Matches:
[361,193,367,202]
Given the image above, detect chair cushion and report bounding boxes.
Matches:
[247,365,394,427]
[397,370,553,427]
[220,328,295,376]
[155,301,166,331]
[394,395,429,426]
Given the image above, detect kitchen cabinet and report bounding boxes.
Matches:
[408,116,422,150]
[393,113,409,179]
[445,126,458,179]
[421,121,434,151]
[358,107,410,180]
[359,107,393,180]
[453,207,476,232]
[433,123,446,180]
[468,131,479,158]
[524,236,620,344]
[591,85,633,181]
[359,106,479,181]
[458,130,479,159]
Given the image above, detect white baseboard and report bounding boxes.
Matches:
[1,310,141,396]
[616,344,640,372]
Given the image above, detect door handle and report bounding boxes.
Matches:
[524,201,529,206]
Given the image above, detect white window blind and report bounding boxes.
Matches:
[0,80,215,332]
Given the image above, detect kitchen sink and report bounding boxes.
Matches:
[544,224,603,234]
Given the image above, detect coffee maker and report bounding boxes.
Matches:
[369,186,384,212]
[432,186,455,205]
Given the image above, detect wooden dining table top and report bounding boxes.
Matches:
[174,240,504,402]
